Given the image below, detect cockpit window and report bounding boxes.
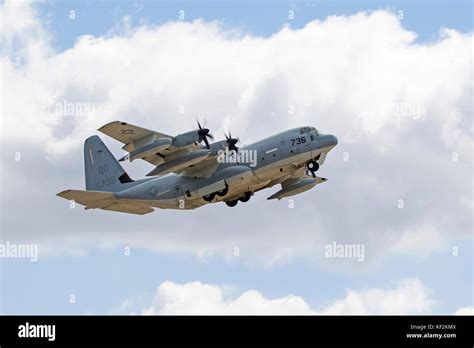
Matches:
[301,127,319,135]
[300,127,312,134]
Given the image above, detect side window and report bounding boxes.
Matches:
[310,135,314,141]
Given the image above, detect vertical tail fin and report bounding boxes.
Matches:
[84,135,134,192]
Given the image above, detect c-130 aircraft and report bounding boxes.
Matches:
[57,121,338,215]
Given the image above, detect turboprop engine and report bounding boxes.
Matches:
[146,149,211,176]
[119,138,172,162]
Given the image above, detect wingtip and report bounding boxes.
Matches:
[97,120,123,132]
[56,189,71,198]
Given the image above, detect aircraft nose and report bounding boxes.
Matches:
[329,135,338,146]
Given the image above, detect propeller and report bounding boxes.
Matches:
[224,131,239,152]
[197,120,214,149]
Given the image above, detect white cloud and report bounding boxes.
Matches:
[319,278,433,315]
[143,281,313,315]
[0,1,472,266]
[141,278,433,315]
[392,224,446,257]
[454,306,474,315]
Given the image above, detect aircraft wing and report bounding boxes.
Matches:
[98,121,172,150]
[57,189,154,215]
[99,121,180,167]
[178,158,221,177]
[155,140,228,177]
[99,121,224,177]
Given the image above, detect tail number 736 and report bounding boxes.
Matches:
[291,137,306,146]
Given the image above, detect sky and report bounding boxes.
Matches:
[0,0,472,315]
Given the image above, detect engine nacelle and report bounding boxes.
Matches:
[146,149,210,176]
[126,138,172,162]
[172,130,201,148]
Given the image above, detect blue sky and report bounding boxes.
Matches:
[1,0,472,315]
[42,0,473,50]
[2,240,472,314]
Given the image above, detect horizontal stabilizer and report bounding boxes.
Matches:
[57,189,154,215]
[57,189,114,208]
[102,203,154,215]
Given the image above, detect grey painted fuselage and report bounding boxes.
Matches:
[115,127,338,209]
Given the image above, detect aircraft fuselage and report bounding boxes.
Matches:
[114,127,338,209]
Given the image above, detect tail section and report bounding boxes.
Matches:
[84,135,134,192]
[56,135,154,215]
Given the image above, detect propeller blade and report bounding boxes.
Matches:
[224,131,239,152]
[203,136,210,149]
[196,119,214,148]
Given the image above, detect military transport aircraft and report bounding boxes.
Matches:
[57,121,338,215]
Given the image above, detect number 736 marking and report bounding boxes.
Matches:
[291,136,306,146]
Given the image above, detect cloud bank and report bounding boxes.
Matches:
[140,278,434,315]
